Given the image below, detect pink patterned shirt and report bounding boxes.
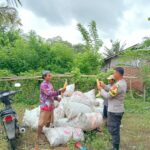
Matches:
[40,80,60,111]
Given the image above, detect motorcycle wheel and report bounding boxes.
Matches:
[9,138,16,150]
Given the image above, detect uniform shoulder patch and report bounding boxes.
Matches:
[109,85,118,97]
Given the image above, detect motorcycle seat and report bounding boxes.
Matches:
[0,108,16,117]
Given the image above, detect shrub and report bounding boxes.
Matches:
[0,69,115,105]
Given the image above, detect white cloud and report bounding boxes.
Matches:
[18,1,150,50]
[18,8,82,44]
[115,1,150,47]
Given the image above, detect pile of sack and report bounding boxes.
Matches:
[23,84,104,146]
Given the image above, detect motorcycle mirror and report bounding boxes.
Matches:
[14,83,21,88]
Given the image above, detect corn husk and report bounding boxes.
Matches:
[96,79,100,88]
[63,79,68,89]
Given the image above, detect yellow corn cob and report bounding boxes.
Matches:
[61,80,67,97]
[63,79,68,89]
[96,79,100,89]
[96,79,101,97]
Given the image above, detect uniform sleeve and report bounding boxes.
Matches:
[104,85,111,92]
[41,83,60,97]
[100,84,122,100]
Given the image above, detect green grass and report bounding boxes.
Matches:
[68,95,150,150]
[0,94,150,150]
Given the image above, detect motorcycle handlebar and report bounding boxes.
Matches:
[0,90,22,99]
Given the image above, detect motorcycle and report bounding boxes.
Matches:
[0,83,25,150]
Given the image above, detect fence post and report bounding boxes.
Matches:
[129,78,134,99]
[143,84,146,102]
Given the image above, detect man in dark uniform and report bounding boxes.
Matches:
[98,67,127,150]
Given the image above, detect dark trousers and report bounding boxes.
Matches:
[103,105,108,119]
[108,112,124,145]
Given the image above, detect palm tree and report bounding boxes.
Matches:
[77,23,92,50]
[77,20,103,53]
[104,40,126,58]
[0,0,21,30]
[89,21,103,53]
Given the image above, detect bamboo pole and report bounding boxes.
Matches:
[0,74,98,82]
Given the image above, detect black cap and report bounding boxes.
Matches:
[115,67,124,76]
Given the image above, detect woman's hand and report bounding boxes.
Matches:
[54,96,61,102]
[59,88,66,93]
[57,97,61,102]
[99,81,105,88]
